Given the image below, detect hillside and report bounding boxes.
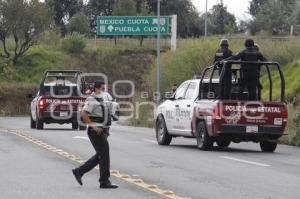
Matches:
[1,35,300,145]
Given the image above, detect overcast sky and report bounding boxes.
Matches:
[191,0,252,21]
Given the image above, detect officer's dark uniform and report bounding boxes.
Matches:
[214,39,233,72]
[72,91,114,187]
[214,39,233,99]
[224,39,267,100]
[254,43,263,100]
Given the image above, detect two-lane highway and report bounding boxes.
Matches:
[1,117,300,199]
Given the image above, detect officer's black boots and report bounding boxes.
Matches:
[100,181,119,189]
[72,169,83,186]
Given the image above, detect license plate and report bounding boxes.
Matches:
[274,118,283,125]
[246,125,258,133]
[60,112,68,117]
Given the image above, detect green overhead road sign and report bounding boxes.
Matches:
[97,16,170,36]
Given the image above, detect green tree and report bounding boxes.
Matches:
[249,0,265,17]
[67,12,90,35]
[87,0,116,34]
[249,0,297,35]
[45,0,84,35]
[209,2,237,35]
[138,0,152,15]
[113,0,136,16]
[146,0,201,37]
[0,0,50,65]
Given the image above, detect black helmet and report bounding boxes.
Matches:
[245,39,255,48]
[220,39,229,47]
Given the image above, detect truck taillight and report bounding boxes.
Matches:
[282,108,288,122]
[213,104,221,120]
[38,99,46,109]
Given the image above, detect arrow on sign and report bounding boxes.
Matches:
[108,25,114,32]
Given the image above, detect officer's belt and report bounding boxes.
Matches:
[89,116,106,123]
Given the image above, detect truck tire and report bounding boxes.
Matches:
[216,140,231,148]
[72,122,79,130]
[30,115,36,129]
[156,116,172,145]
[196,121,213,151]
[36,117,44,130]
[260,141,277,152]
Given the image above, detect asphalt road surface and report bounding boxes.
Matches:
[1,117,300,199]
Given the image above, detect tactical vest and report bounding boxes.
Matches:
[89,97,112,127]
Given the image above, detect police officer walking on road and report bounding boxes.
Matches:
[223,39,267,101]
[72,80,118,189]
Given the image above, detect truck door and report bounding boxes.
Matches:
[176,82,197,136]
[168,82,189,133]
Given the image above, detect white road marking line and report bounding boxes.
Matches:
[143,139,157,144]
[73,136,89,141]
[220,156,271,167]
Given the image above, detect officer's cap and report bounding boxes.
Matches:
[245,39,255,48]
[94,80,105,89]
[220,39,229,47]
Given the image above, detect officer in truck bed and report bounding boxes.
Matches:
[214,39,233,72]
[214,39,233,99]
[223,39,267,101]
[72,80,118,189]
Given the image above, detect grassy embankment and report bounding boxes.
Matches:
[1,34,300,146]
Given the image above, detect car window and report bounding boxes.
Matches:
[174,82,189,100]
[200,83,218,99]
[185,82,197,100]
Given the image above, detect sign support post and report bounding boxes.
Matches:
[171,15,177,51]
[156,0,161,105]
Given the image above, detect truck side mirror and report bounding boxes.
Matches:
[164,92,174,100]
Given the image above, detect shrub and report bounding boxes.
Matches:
[61,33,87,54]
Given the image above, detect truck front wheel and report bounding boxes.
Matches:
[196,121,213,151]
[260,141,277,152]
[156,116,172,145]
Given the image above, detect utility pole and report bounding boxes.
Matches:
[156,0,161,104]
[205,0,208,37]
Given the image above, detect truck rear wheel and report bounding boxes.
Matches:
[216,140,231,148]
[260,141,277,152]
[36,117,44,130]
[196,121,213,151]
[156,116,172,145]
[30,115,36,129]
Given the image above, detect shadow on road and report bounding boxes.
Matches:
[41,128,84,131]
[169,144,262,153]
